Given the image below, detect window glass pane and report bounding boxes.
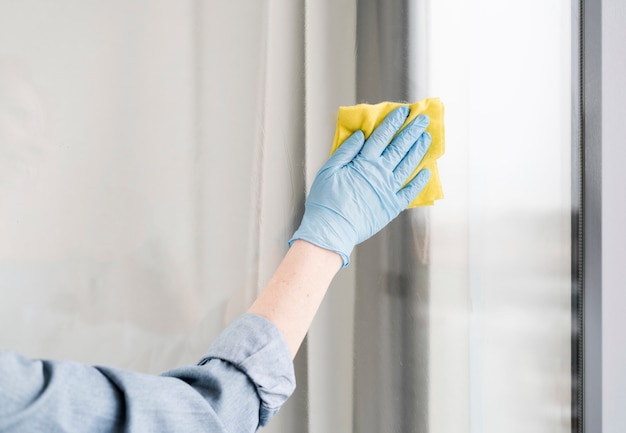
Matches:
[427,1,572,431]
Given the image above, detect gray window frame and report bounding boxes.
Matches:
[574,0,602,432]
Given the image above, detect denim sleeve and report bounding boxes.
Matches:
[0,313,295,433]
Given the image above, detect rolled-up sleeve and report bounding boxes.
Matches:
[164,313,296,428]
[0,313,296,433]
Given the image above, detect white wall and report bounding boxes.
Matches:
[602,0,626,431]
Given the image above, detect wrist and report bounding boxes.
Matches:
[288,239,344,272]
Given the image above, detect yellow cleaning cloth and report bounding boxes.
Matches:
[331,97,445,207]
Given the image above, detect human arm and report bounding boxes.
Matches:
[250,106,432,358]
[248,239,342,358]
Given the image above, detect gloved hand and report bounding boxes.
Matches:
[289,106,432,267]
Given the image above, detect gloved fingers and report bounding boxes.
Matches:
[382,114,430,168]
[396,168,431,206]
[360,106,410,159]
[323,130,365,170]
[393,132,431,188]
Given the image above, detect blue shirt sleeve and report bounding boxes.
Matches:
[0,313,296,433]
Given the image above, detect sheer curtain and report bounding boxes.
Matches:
[0,0,209,371]
[0,1,308,431]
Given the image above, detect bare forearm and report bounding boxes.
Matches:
[247,240,342,358]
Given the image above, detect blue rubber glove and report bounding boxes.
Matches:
[289,106,432,267]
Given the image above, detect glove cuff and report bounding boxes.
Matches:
[288,234,351,268]
[288,205,355,268]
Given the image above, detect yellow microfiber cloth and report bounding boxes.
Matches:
[331,97,445,207]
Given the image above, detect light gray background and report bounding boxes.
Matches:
[602,0,626,431]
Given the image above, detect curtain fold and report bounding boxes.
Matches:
[304,1,357,433]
